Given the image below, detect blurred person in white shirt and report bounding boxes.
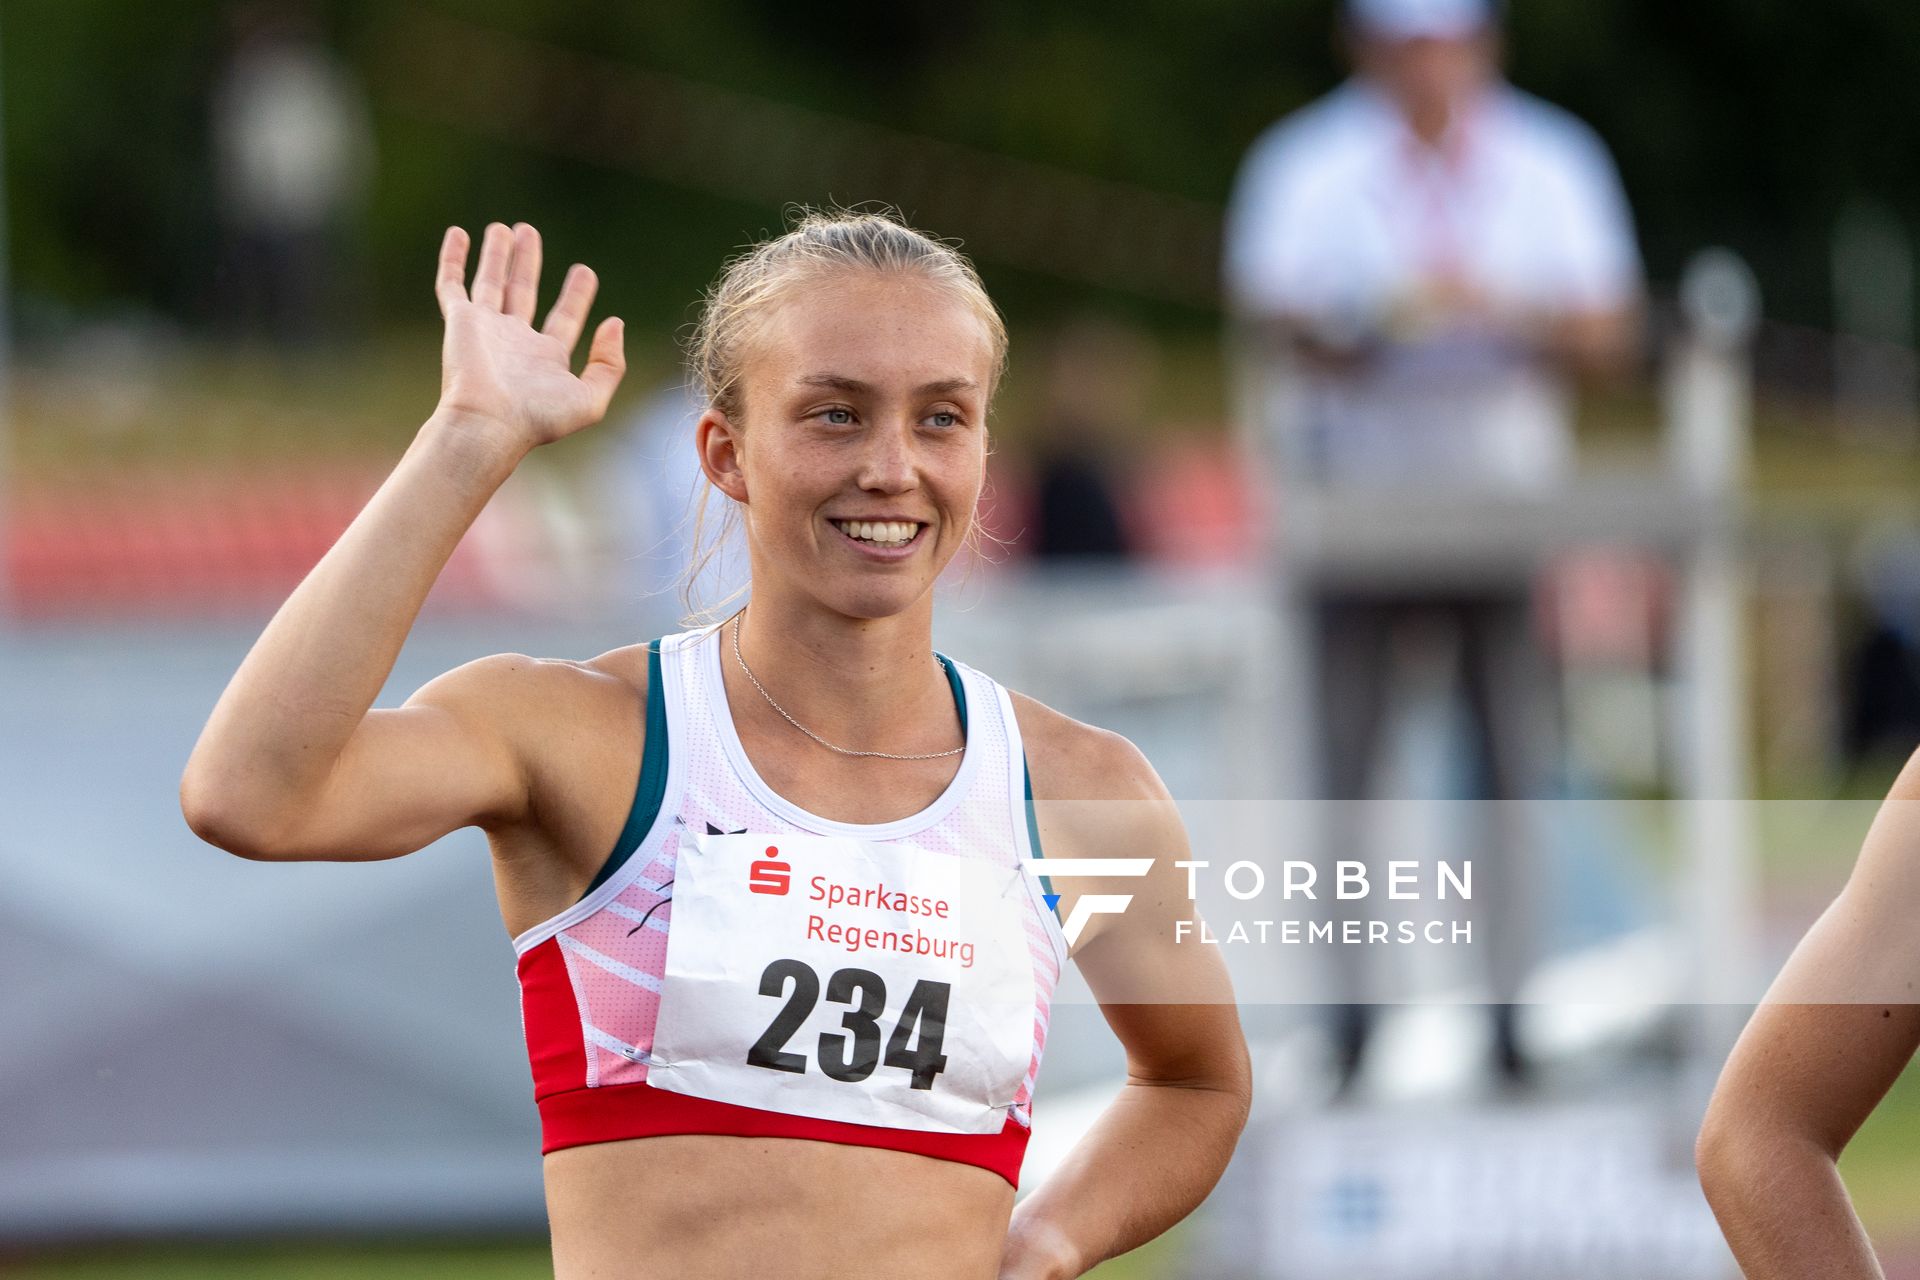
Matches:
[1224,0,1644,1092]
[1226,0,1642,488]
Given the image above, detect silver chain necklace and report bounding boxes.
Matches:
[731,611,964,760]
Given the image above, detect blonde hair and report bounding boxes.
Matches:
[676,207,1008,623]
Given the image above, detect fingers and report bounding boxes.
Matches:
[503,223,542,324]
[447,224,608,379]
[469,222,515,311]
[434,226,470,317]
[579,316,628,418]
[541,263,600,356]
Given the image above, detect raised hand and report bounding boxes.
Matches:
[433,222,627,451]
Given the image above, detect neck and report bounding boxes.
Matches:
[1380,80,1487,153]
[726,589,960,756]
[1406,100,1455,148]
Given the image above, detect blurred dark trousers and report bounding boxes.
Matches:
[1307,588,1551,1085]
[218,224,340,348]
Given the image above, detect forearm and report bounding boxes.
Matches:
[1005,1077,1249,1279]
[1235,309,1377,376]
[181,412,523,833]
[1698,1126,1884,1279]
[1242,298,1640,382]
[1528,305,1642,380]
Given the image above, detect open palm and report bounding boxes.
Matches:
[434,222,627,448]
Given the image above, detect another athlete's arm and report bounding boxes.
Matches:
[1696,750,1920,1278]
[180,223,625,860]
[1000,700,1252,1280]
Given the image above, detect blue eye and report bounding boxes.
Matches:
[822,408,855,425]
[927,411,959,429]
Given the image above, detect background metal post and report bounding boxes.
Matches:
[1668,248,1762,1106]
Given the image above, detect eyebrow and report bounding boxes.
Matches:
[796,374,980,397]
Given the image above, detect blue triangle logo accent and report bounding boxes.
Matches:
[1043,893,1061,912]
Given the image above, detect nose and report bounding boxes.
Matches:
[854,416,919,495]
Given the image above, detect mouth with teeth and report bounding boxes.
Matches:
[831,518,926,550]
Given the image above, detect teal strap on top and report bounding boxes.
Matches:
[935,652,967,735]
[1024,759,1055,906]
[937,652,1054,905]
[578,646,1038,905]
[580,641,670,900]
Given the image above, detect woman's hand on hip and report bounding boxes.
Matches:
[431,221,627,455]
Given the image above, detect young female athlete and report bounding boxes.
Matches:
[180,212,1251,1279]
[1696,751,1920,1277]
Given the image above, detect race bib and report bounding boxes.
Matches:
[646,831,1036,1134]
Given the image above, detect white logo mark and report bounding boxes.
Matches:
[1027,858,1154,946]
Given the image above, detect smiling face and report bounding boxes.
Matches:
[695,269,997,622]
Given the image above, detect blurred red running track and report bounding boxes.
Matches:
[1,462,506,619]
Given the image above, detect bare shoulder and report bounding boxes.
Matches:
[1007,689,1170,808]
[402,644,655,826]
[1006,689,1181,896]
[410,643,649,733]
[1006,689,1216,986]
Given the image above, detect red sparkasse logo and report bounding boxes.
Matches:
[749,845,790,896]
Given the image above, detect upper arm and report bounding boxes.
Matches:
[1016,695,1250,1094]
[236,652,624,863]
[1224,122,1328,319]
[288,653,533,860]
[1705,751,1920,1156]
[1532,113,1643,311]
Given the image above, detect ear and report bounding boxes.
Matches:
[695,406,749,504]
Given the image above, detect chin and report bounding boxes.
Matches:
[821,580,932,622]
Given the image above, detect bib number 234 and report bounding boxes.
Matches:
[746,958,950,1091]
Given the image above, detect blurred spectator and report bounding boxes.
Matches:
[1033,447,1130,560]
[212,3,374,348]
[1224,0,1644,1091]
[1226,0,1642,488]
[1027,318,1153,561]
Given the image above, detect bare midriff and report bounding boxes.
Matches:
[543,1132,1015,1280]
